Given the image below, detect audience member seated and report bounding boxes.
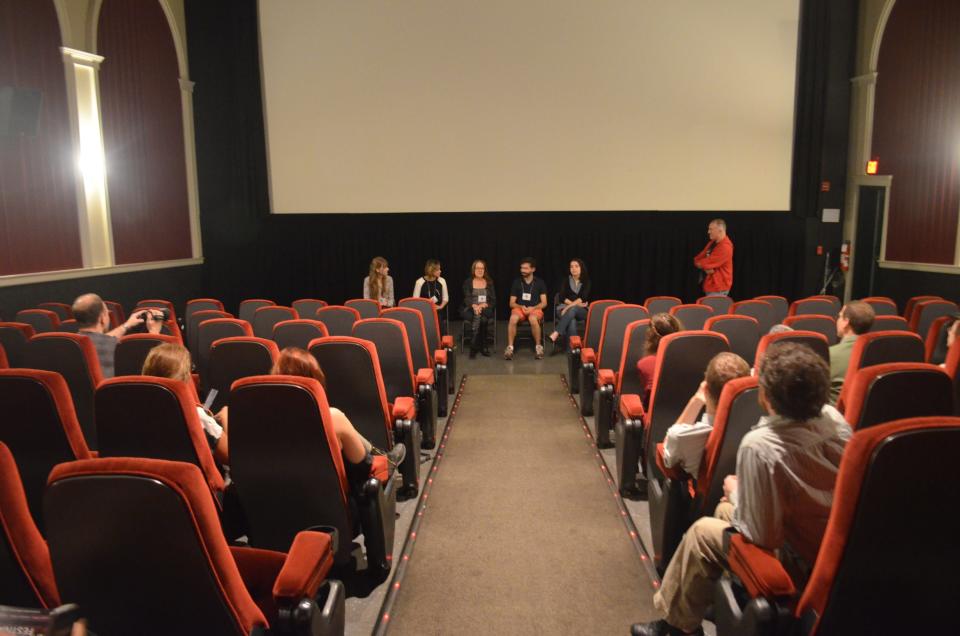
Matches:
[828,300,876,404]
[661,352,750,481]
[272,347,405,491]
[635,313,682,408]
[931,313,960,366]
[548,258,591,354]
[505,256,548,360]
[73,293,163,379]
[413,259,449,313]
[462,259,496,358]
[632,342,851,636]
[363,256,395,308]
[768,323,793,334]
[141,343,229,464]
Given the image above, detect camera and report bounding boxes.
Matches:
[143,308,169,322]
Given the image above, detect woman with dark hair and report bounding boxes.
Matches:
[461,259,496,358]
[142,343,229,464]
[272,347,405,485]
[636,313,683,407]
[548,258,591,353]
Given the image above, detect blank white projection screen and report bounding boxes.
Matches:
[258,1,799,213]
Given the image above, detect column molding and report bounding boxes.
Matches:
[179,77,204,259]
[60,46,115,269]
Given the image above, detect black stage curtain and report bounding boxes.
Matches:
[186,0,856,316]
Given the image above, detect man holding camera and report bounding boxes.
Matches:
[73,293,165,378]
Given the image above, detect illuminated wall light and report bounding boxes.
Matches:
[866,159,879,175]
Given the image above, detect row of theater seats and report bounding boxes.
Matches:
[567,294,960,634]
[0,297,462,633]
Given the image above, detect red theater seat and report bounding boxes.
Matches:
[0,323,34,368]
[903,294,941,321]
[861,296,898,316]
[706,315,760,364]
[14,310,60,334]
[292,298,328,318]
[382,307,450,418]
[841,363,953,430]
[399,297,457,395]
[908,299,958,340]
[715,417,960,636]
[783,314,838,344]
[207,336,279,411]
[345,298,381,319]
[755,330,830,368]
[788,297,837,318]
[186,309,231,356]
[836,331,925,411]
[697,295,733,314]
[273,319,329,351]
[869,315,910,333]
[730,299,776,334]
[753,295,789,324]
[135,299,178,325]
[594,319,650,448]
[35,302,72,321]
[196,318,253,389]
[669,304,714,331]
[0,370,93,532]
[252,305,298,339]
[0,443,60,609]
[238,298,276,324]
[567,299,622,395]
[644,296,682,316]
[229,375,396,582]
[114,333,181,376]
[44,456,344,635]
[580,304,648,417]
[315,305,361,337]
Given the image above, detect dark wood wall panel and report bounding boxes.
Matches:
[874,0,960,264]
[0,0,83,275]
[98,0,192,265]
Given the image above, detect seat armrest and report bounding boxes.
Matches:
[416,368,435,386]
[619,393,645,420]
[727,533,797,600]
[273,531,336,604]
[655,443,685,481]
[434,349,448,365]
[392,396,416,421]
[371,455,390,484]
[580,347,596,365]
[569,335,582,351]
[441,335,454,348]
[597,369,616,387]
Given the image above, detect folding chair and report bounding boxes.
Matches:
[650,376,762,572]
[783,314,839,344]
[315,306,361,337]
[617,331,729,498]
[45,456,344,635]
[0,442,60,608]
[14,310,60,334]
[273,319,329,351]
[0,323,34,368]
[754,330,830,368]
[580,304,649,417]
[841,363,953,430]
[399,297,457,395]
[568,300,622,395]
[310,336,420,496]
[238,299,275,324]
[345,299,381,319]
[731,299,776,334]
[229,375,396,582]
[669,304,714,331]
[354,318,438,449]
[644,296,682,316]
[0,370,93,531]
[114,333,181,377]
[24,333,103,450]
[207,336,279,411]
[252,305,298,339]
[705,315,760,364]
[715,417,960,636]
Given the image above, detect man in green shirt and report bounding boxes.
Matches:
[828,300,875,404]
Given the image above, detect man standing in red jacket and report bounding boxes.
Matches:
[694,219,734,296]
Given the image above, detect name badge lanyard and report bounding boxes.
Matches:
[521,279,533,302]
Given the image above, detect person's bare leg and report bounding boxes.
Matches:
[530,315,542,345]
[507,314,519,347]
[331,408,370,464]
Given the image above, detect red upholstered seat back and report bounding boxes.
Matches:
[869,315,910,333]
[903,295,941,321]
[36,302,72,321]
[399,297,445,352]
[705,315,760,364]
[796,417,960,634]
[754,330,830,368]
[669,304,714,330]
[45,457,268,634]
[697,295,733,314]
[345,298,381,320]
[238,298,275,324]
[643,296,682,316]
[788,298,837,318]
[252,305,298,339]
[0,442,60,609]
[731,299,776,333]
[783,314,838,344]
[909,299,958,340]
[207,336,279,411]
[315,305,361,337]
[581,300,623,352]
[0,369,92,532]
[382,307,433,369]
[292,298,328,318]
[837,331,925,410]
[754,295,789,324]
[0,323,35,368]
[614,320,651,395]
[841,363,953,430]
[272,319,329,352]
[861,296,898,316]
[25,333,103,450]
[14,309,60,334]
[596,305,650,372]
[95,376,225,494]
[353,318,417,402]
[115,333,181,377]
[187,309,232,356]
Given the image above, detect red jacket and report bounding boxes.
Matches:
[694,235,733,293]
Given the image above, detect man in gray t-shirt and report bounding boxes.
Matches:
[73,293,164,378]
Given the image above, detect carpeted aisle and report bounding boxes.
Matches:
[386,374,657,634]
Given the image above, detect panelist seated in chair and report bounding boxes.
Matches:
[273,347,405,491]
[413,259,449,313]
[636,313,683,409]
[504,256,548,360]
[632,343,851,636]
[363,256,395,308]
[547,258,591,353]
[661,352,750,480]
[74,293,165,378]
[142,343,230,465]
[828,300,875,404]
[462,259,496,358]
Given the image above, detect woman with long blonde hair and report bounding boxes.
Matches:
[363,256,395,307]
[461,259,496,357]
